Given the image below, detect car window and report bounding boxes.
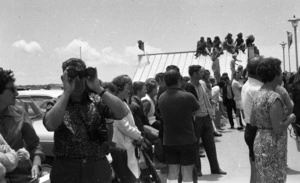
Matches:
[15,98,43,120]
[31,96,53,112]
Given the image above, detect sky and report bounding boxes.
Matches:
[1,0,300,85]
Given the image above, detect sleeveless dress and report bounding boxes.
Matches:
[252,89,287,183]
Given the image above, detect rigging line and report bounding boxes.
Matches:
[153,54,164,78]
[161,54,170,73]
[145,55,157,80]
[182,53,189,75]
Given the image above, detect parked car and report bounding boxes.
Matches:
[15,90,62,165]
[17,90,63,112]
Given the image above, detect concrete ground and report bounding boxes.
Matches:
[158,123,300,183]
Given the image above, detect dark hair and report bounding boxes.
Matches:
[182,76,190,82]
[221,72,228,77]
[188,65,202,77]
[155,72,165,83]
[166,65,180,73]
[256,57,281,83]
[204,69,210,76]
[132,81,145,95]
[102,82,117,94]
[112,75,132,94]
[247,56,264,77]
[164,70,182,87]
[62,58,86,71]
[220,75,229,81]
[145,78,157,94]
[0,68,15,94]
[209,77,216,84]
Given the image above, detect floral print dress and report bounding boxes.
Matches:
[252,89,287,183]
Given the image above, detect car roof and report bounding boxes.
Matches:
[17,89,63,98]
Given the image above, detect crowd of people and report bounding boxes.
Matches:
[0,54,300,183]
[195,33,259,60]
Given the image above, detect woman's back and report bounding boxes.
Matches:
[253,89,282,129]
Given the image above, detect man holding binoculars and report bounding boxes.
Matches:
[43,58,128,183]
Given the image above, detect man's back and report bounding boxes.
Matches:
[241,77,263,124]
[159,88,199,146]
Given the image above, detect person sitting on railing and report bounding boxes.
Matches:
[234,32,246,54]
[195,37,210,58]
[223,33,235,54]
[206,37,213,54]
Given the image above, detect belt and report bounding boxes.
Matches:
[56,156,105,164]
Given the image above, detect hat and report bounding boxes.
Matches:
[62,58,86,71]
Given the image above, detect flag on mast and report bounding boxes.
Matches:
[137,40,150,67]
[138,40,145,52]
[287,31,293,49]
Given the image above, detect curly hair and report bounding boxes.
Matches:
[112,75,132,94]
[0,68,15,94]
[145,78,157,94]
[155,72,165,83]
[256,57,281,83]
[102,82,117,95]
[62,58,86,71]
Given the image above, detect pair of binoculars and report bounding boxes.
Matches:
[67,67,96,79]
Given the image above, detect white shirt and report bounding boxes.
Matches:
[232,79,243,101]
[241,77,263,124]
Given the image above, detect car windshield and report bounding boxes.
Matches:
[15,98,44,121]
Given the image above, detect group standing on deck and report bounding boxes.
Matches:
[0,48,300,183]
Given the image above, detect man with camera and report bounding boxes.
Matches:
[43,58,128,183]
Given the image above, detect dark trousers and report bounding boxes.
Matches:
[110,147,138,183]
[194,115,220,173]
[224,99,237,127]
[50,157,111,183]
[5,159,36,183]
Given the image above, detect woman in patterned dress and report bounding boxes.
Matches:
[251,57,296,183]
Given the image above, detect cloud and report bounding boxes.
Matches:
[55,39,162,66]
[15,71,27,77]
[12,40,42,53]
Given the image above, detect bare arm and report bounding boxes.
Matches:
[281,90,294,116]
[270,99,296,134]
[43,71,74,131]
[100,91,128,119]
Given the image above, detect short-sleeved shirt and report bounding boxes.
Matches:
[44,94,113,159]
[232,79,242,101]
[241,77,263,124]
[158,88,200,146]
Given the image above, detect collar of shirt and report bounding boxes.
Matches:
[247,77,263,86]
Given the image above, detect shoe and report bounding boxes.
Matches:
[211,169,227,175]
[230,126,235,129]
[213,131,222,137]
[237,127,244,130]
